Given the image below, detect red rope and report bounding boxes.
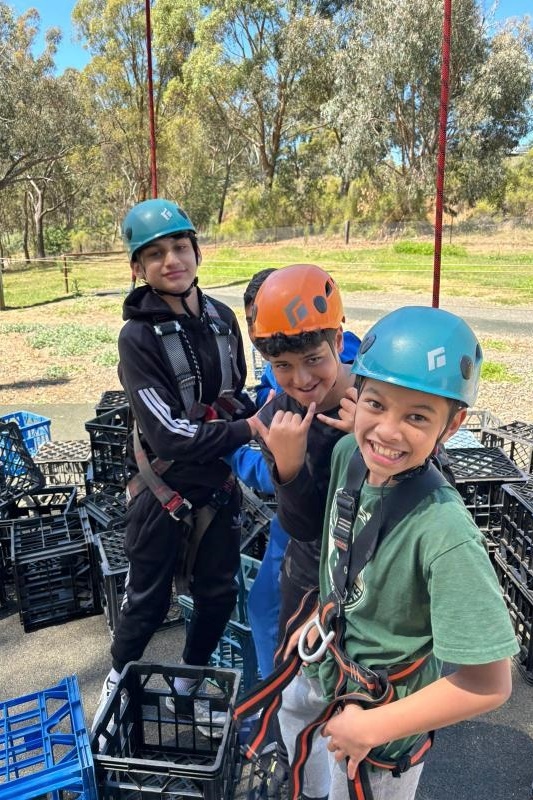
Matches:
[432,0,452,308]
[145,0,158,199]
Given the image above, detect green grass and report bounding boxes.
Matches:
[0,321,118,360]
[481,362,520,382]
[1,235,532,307]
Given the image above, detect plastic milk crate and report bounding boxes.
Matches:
[492,552,533,684]
[0,421,45,510]
[498,480,533,594]
[91,662,241,800]
[460,408,501,440]
[0,410,51,456]
[12,505,100,631]
[0,486,78,592]
[239,482,273,559]
[481,421,533,475]
[95,390,129,416]
[35,440,92,497]
[179,593,260,693]
[85,404,131,489]
[0,674,97,800]
[82,487,128,533]
[446,447,527,537]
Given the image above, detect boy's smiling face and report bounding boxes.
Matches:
[355,378,465,486]
[269,332,342,411]
[133,235,199,295]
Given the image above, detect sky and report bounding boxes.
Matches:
[8,0,533,74]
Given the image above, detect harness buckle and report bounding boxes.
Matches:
[164,493,192,521]
[298,613,335,664]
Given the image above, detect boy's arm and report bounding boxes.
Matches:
[323,659,512,780]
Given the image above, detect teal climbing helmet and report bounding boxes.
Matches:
[352,306,483,407]
[121,198,196,260]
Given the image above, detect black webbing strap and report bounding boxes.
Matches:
[331,450,449,604]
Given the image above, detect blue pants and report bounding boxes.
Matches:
[247,516,289,678]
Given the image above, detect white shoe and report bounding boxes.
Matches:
[92,672,118,733]
[165,690,227,739]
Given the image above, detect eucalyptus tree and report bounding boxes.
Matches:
[0,5,96,255]
[322,0,533,215]
[72,0,197,209]
[184,0,340,193]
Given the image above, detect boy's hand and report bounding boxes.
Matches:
[322,704,372,779]
[316,386,357,434]
[254,402,316,483]
[283,611,319,661]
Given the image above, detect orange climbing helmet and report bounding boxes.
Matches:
[251,264,344,339]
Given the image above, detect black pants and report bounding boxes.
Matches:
[110,485,241,672]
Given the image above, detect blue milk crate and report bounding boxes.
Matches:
[0,411,51,456]
[0,675,97,800]
[179,594,260,693]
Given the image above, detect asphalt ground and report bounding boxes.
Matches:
[1,401,533,798]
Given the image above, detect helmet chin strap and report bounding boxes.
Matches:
[152,277,198,299]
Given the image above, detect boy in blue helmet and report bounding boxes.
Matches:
[263,306,518,800]
[93,198,260,730]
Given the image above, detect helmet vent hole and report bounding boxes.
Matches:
[125,226,133,241]
[460,355,473,379]
[313,296,328,314]
[359,334,376,354]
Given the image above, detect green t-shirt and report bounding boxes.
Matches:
[313,434,519,762]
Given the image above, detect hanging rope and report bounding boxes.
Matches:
[145,0,158,199]
[432,0,452,308]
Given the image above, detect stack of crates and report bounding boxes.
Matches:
[178,553,261,693]
[0,675,97,799]
[494,479,533,683]
[446,447,527,544]
[34,439,92,497]
[10,488,100,631]
[91,663,241,800]
[460,408,501,441]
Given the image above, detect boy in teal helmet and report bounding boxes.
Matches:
[93,198,260,734]
[263,306,517,800]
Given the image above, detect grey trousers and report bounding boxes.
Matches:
[279,673,424,800]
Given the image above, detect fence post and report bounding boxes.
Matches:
[344,220,351,244]
[0,260,5,310]
[63,255,69,294]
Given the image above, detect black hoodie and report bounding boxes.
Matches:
[118,284,253,507]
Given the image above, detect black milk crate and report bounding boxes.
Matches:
[179,595,260,693]
[446,447,527,535]
[95,390,129,416]
[91,662,241,800]
[95,526,182,635]
[481,421,533,474]
[82,487,128,532]
[239,483,272,560]
[85,405,131,488]
[0,486,78,589]
[498,481,533,593]
[492,552,533,684]
[461,408,501,439]
[0,421,45,510]
[0,675,97,800]
[35,439,92,496]
[235,553,261,625]
[12,506,100,631]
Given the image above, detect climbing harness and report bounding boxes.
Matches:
[233,448,449,800]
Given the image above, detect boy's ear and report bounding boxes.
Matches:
[442,407,468,442]
[334,327,343,353]
[132,259,144,279]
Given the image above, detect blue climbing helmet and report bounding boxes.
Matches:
[352,306,483,407]
[121,198,196,261]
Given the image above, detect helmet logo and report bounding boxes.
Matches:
[427,347,446,371]
[160,207,173,221]
[284,295,309,328]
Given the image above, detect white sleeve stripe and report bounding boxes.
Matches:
[138,387,198,438]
